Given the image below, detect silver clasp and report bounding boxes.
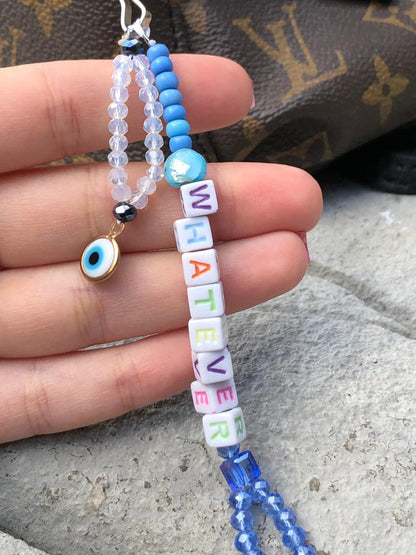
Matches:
[119,0,152,37]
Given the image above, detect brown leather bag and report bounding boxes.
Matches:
[1,0,415,190]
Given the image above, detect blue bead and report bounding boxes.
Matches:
[155,71,179,92]
[231,510,254,531]
[282,526,307,550]
[150,56,173,75]
[244,551,264,555]
[249,479,270,503]
[229,490,253,511]
[163,104,187,123]
[121,38,144,55]
[146,43,170,63]
[218,444,240,459]
[220,450,261,491]
[166,119,191,138]
[159,88,183,107]
[261,492,284,515]
[170,135,193,152]
[164,148,207,187]
[234,531,258,553]
[274,508,297,532]
[294,545,317,555]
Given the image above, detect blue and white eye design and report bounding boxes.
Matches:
[80,236,120,282]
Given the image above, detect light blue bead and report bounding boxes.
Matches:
[163,104,187,123]
[169,135,192,152]
[294,545,317,555]
[146,43,170,63]
[229,490,253,511]
[234,531,258,553]
[155,71,179,92]
[249,479,270,503]
[274,508,297,532]
[166,119,191,138]
[150,56,173,75]
[282,526,307,550]
[230,510,254,532]
[164,148,207,187]
[159,88,183,107]
[218,444,240,460]
[261,492,284,516]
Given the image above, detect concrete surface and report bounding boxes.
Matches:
[0,174,415,554]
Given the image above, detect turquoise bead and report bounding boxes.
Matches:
[164,104,187,123]
[164,148,207,187]
[169,135,192,152]
[155,71,179,92]
[166,119,191,138]
[150,56,173,75]
[147,43,169,62]
[159,88,183,107]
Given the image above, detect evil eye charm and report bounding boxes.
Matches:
[80,236,120,282]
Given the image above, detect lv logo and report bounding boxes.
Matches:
[0,28,24,67]
[364,1,416,34]
[233,3,347,102]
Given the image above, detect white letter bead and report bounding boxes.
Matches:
[182,249,220,286]
[174,217,213,253]
[203,407,247,447]
[191,378,238,414]
[192,347,234,384]
[189,316,228,352]
[187,282,225,319]
[180,180,218,217]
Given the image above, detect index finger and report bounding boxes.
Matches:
[0,55,253,173]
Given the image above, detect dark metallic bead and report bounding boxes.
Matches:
[121,38,144,56]
[113,202,137,223]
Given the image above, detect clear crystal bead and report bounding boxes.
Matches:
[111,184,132,202]
[144,132,164,149]
[135,69,155,87]
[109,135,128,151]
[131,191,149,209]
[145,149,164,165]
[133,54,150,71]
[109,167,128,185]
[139,85,158,103]
[108,102,128,119]
[112,69,132,87]
[147,165,164,181]
[108,118,128,135]
[144,101,163,118]
[136,176,157,195]
[143,117,163,134]
[110,86,129,103]
[113,55,133,72]
[108,150,128,167]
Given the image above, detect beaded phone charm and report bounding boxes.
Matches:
[81,2,316,553]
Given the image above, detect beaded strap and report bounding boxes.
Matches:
[149,42,316,555]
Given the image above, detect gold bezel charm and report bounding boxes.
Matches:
[80,222,125,282]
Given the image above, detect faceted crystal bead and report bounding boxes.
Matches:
[229,490,253,511]
[110,86,129,103]
[244,550,264,555]
[108,150,128,168]
[147,165,164,181]
[231,510,254,532]
[113,202,137,222]
[249,479,270,504]
[273,508,297,532]
[282,526,307,550]
[108,102,128,119]
[109,135,128,151]
[112,69,132,87]
[113,55,133,72]
[131,191,149,209]
[217,444,239,459]
[294,545,317,555]
[220,451,260,491]
[144,132,164,150]
[135,69,155,87]
[234,531,258,553]
[144,101,163,118]
[143,117,163,134]
[109,167,128,185]
[145,149,164,165]
[132,54,150,71]
[139,85,158,103]
[108,118,128,135]
[111,184,132,202]
[136,176,157,195]
[261,493,284,516]
[121,37,143,56]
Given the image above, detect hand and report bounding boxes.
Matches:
[0,55,322,443]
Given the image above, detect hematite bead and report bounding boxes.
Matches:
[121,38,144,56]
[113,202,137,222]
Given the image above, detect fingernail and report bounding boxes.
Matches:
[249,78,256,110]
[296,231,310,264]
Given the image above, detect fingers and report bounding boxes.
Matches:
[0,163,322,268]
[0,231,308,358]
[0,56,253,173]
[0,328,192,444]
